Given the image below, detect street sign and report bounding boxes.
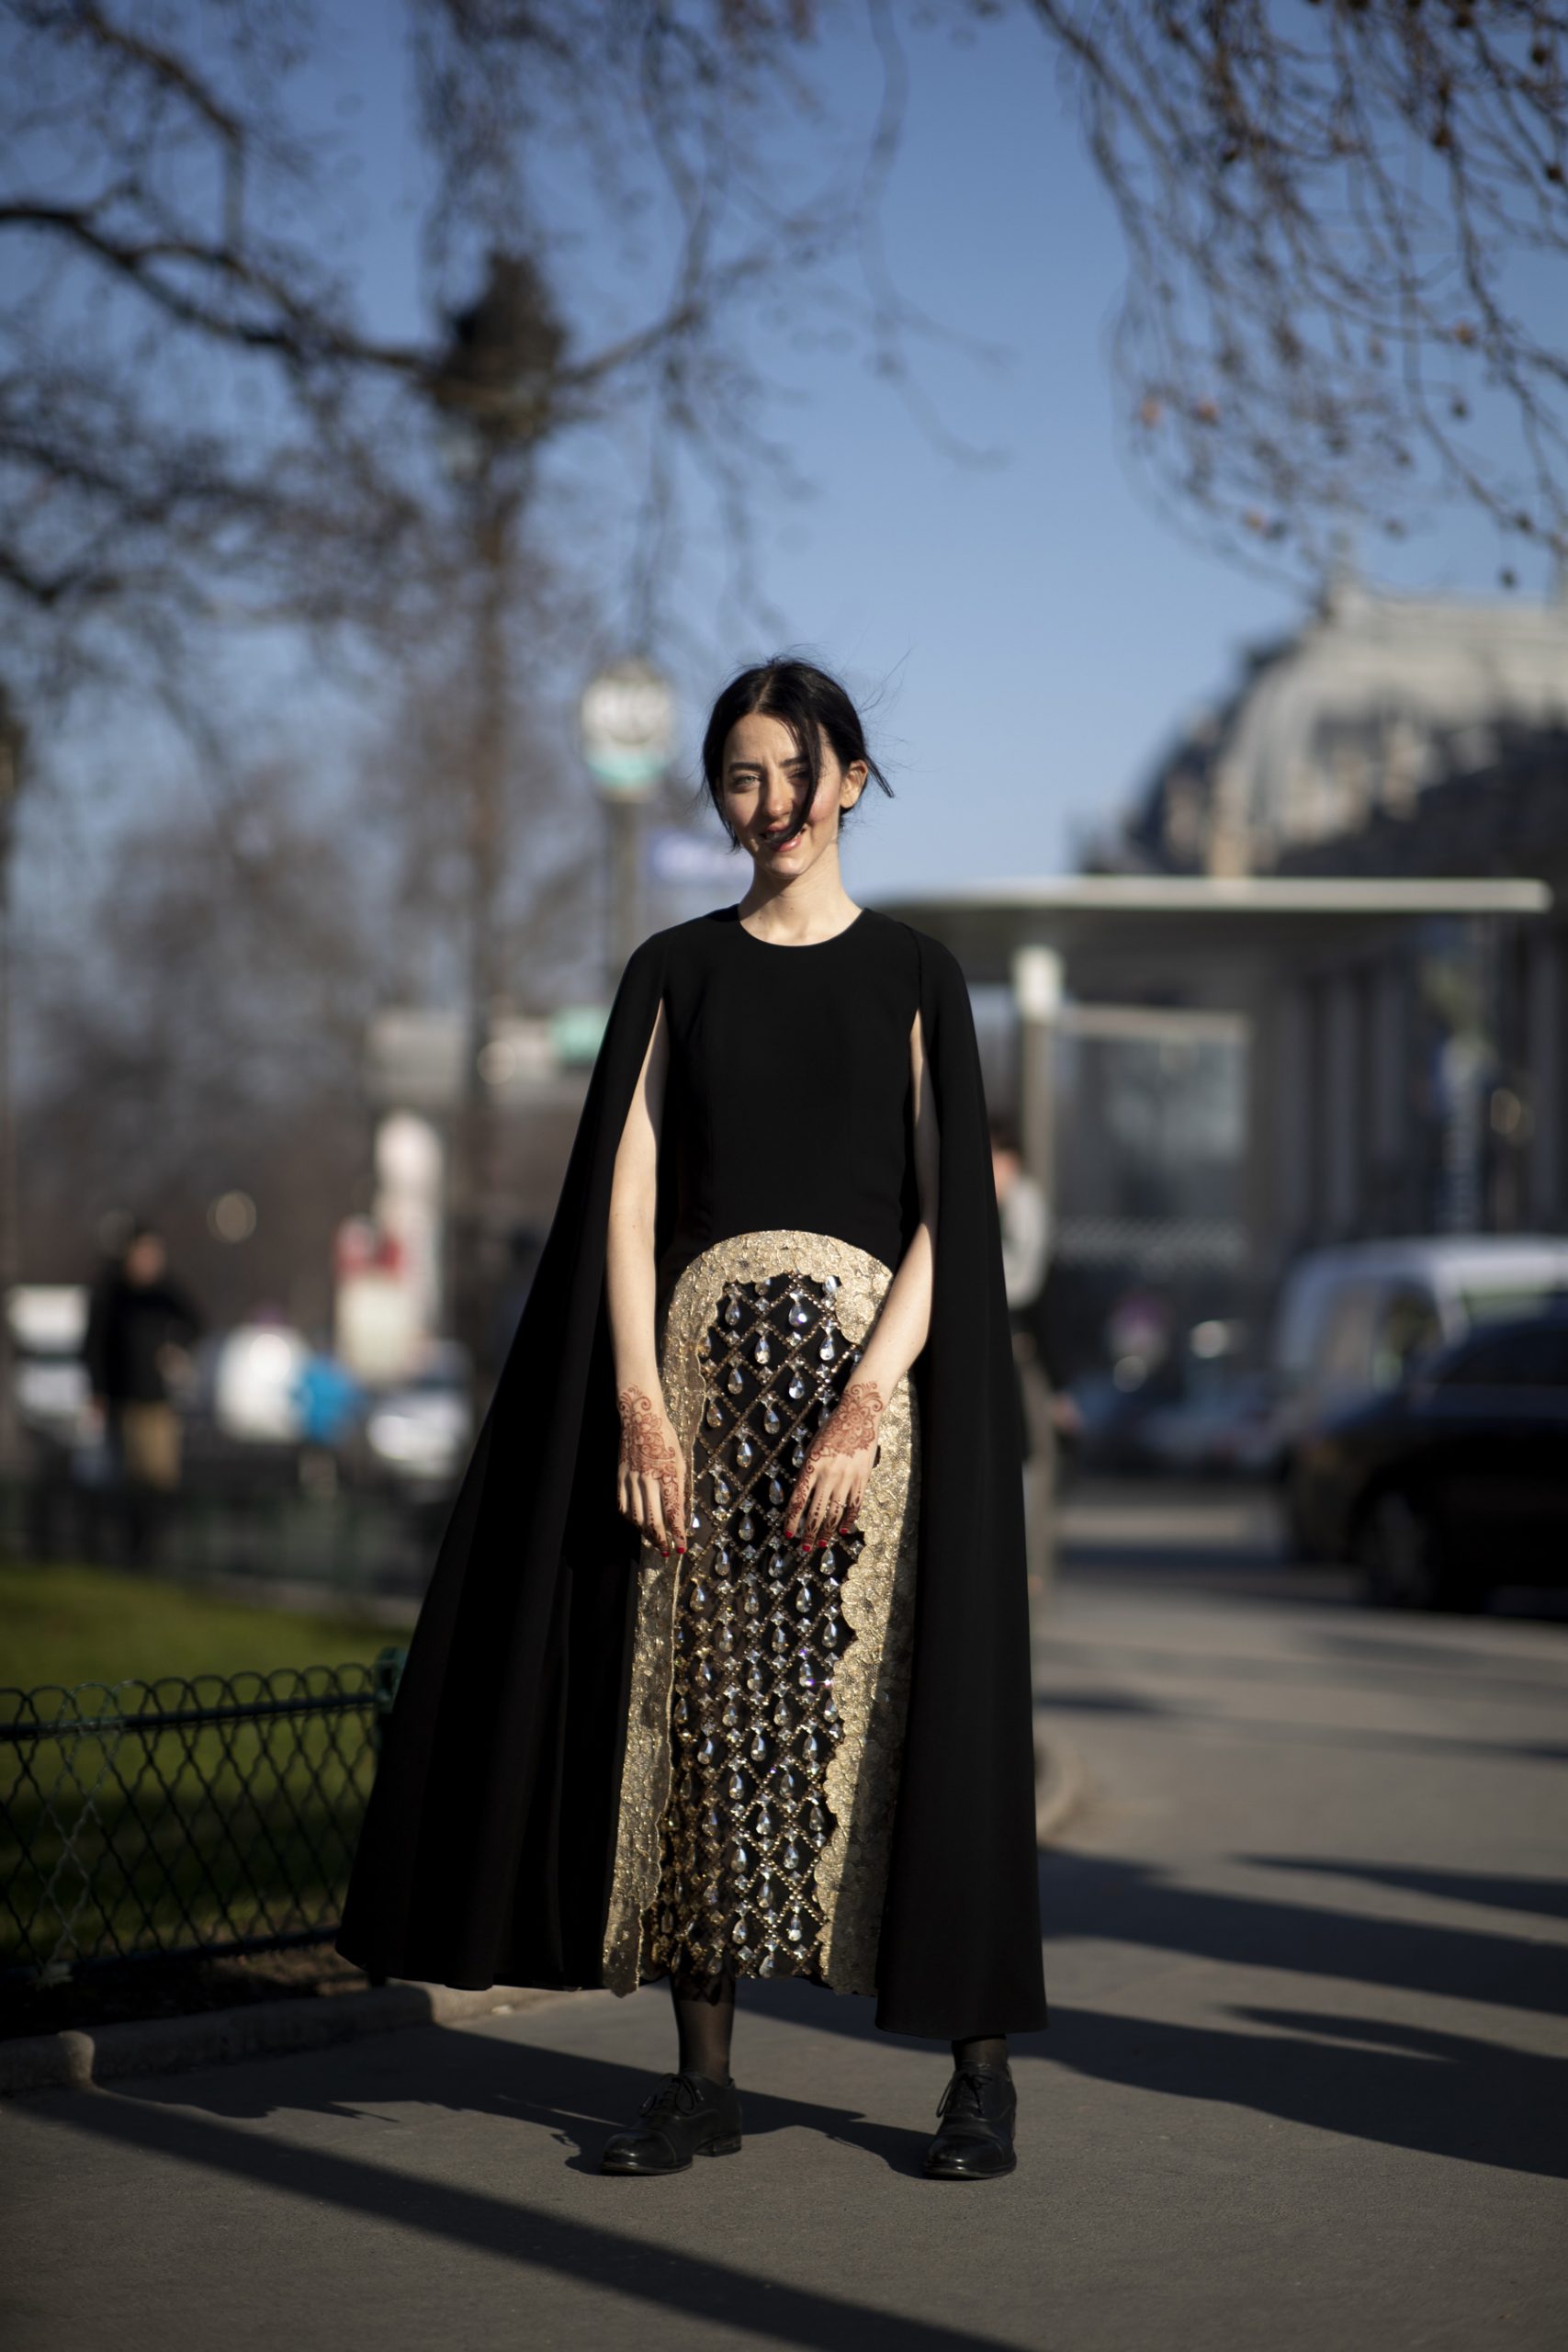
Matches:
[648,826,737,884]
[551,1004,609,1066]
[580,659,676,797]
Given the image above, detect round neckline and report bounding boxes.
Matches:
[731,904,869,950]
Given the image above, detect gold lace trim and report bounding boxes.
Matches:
[601,1228,919,1996]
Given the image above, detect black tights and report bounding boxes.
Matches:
[951,2033,1010,2073]
[670,1970,737,2084]
[668,1971,1008,2084]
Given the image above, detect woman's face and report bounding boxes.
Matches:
[720,712,866,880]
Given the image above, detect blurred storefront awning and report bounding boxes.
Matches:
[874,875,1552,997]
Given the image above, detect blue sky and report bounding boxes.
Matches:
[31,1,1564,919]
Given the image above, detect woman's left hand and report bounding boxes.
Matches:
[784,1379,886,1546]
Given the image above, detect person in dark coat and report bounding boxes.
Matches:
[337,662,1046,2180]
[83,1221,202,1569]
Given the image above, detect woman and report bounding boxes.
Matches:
[337,659,1047,2180]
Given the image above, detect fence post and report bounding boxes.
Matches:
[370,1646,407,1758]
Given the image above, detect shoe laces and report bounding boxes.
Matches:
[639,2070,706,2120]
[938,2065,1003,2120]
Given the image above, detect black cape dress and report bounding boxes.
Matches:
[336,906,1047,2039]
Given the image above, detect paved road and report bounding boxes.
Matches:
[5,1483,1567,2350]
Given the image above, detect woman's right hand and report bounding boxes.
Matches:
[615,1385,687,1559]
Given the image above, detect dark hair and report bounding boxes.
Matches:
[699,658,894,848]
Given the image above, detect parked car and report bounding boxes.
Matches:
[1270,1235,1568,1549]
[1288,1311,1568,1611]
[359,1340,474,1497]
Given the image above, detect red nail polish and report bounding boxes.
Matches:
[784,1527,796,1540]
[815,1536,828,1548]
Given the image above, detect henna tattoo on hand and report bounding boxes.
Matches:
[787,1382,886,1540]
[617,1385,682,1540]
[805,1380,885,1467]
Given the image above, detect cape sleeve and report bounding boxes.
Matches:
[336,929,671,1991]
[873,927,1049,2038]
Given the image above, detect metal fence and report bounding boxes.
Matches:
[0,1647,407,1984]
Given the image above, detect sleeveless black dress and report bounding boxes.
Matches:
[601,906,927,1999]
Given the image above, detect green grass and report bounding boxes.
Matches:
[0,1562,418,1980]
[0,1560,414,1695]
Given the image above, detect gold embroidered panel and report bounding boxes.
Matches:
[601,1228,920,1996]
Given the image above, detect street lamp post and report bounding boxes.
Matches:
[579,660,677,990]
[426,250,563,1389]
[0,686,25,1474]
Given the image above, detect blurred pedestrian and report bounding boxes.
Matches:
[291,1335,366,1500]
[339,658,1046,2182]
[83,1221,202,1570]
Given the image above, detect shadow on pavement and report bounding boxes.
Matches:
[111,2008,941,2177]
[1034,1677,1568,1766]
[1034,1849,1568,2022]
[1045,2001,1568,2182]
[29,2075,1024,2352]
[1241,1857,1568,1922]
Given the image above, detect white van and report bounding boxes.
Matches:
[1271,1235,1568,1544]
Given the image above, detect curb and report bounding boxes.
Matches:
[0,1979,565,2101]
[1035,1721,1088,1844]
[6,1737,1085,2099]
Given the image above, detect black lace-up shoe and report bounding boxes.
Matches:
[600,2071,743,2175]
[923,2061,1018,2179]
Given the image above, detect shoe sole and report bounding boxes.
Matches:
[923,2154,1018,2180]
[601,2135,743,2175]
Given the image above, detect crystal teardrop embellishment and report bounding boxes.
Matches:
[728,1366,745,1394]
[818,1333,837,1363]
[763,1401,782,1434]
[789,1296,810,1329]
[736,1434,755,1467]
[787,1371,807,1401]
[753,1334,771,1365]
[705,1400,724,1427]
[725,1295,742,1326]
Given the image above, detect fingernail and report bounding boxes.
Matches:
[676,1542,686,1554]
[815,1537,828,1549]
[784,1527,796,1539]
